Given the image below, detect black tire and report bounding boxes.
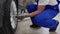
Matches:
[0,0,18,34]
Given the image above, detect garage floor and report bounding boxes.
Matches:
[15,13,60,34]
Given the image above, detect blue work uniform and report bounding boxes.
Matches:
[26,0,60,29]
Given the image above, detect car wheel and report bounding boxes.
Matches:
[10,0,18,32]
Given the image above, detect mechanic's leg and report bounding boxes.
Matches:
[31,9,59,32]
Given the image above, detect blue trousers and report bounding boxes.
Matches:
[29,9,59,29]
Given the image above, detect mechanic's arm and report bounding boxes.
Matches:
[23,0,46,17]
[26,5,45,17]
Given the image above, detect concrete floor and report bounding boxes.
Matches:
[15,13,60,34]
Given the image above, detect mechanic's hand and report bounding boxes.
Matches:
[15,16,25,20]
[15,14,28,20]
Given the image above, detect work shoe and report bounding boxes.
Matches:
[49,20,59,32]
[30,25,40,28]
